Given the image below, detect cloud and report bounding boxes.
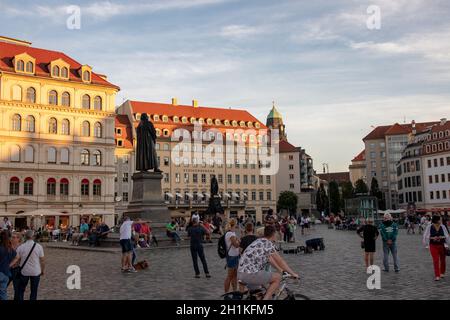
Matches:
[219,24,265,39]
[349,29,450,62]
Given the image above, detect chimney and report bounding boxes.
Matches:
[171,98,178,106]
[411,120,416,135]
[192,99,198,108]
[440,118,447,126]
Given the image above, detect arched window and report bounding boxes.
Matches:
[47,147,56,163]
[16,60,24,71]
[81,149,89,165]
[61,67,68,78]
[61,119,70,135]
[60,178,69,197]
[163,129,170,137]
[26,87,36,103]
[24,146,34,163]
[81,178,89,196]
[47,178,56,196]
[48,117,57,134]
[25,115,35,133]
[81,121,90,137]
[48,90,58,105]
[12,114,21,131]
[52,66,60,77]
[26,61,33,73]
[82,71,90,82]
[94,122,102,138]
[173,116,179,123]
[162,115,168,122]
[61,92,70,107]
[93,150,102,166]
[60,148,69,164]
[93,179,101,197]
[94,96,102,110]
[82,95,90,109]
[10,145,21,162]
[9,177,19,195]
[24,177,33,195]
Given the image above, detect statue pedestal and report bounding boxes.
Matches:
[125,171,170,230]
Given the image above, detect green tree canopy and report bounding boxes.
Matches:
[329,181,341,214]
[277,191,298,215]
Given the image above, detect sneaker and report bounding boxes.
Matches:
[206,274,211,278]
[440,274,445,278]
[395,270,400,273]
[195,274,201,278]
[128,268,137,273]
[435,277,440,281]
[383,269,389,272]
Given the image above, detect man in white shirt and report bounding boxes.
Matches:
[10,230,45,300]
[119,216,150,273]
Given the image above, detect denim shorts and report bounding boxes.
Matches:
[120,239,133,253]
[226,255,240,269]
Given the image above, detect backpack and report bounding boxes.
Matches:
[218,231,230,259]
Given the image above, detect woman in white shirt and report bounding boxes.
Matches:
[224,218,240,293]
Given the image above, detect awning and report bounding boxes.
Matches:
[223,193,231,198]
[166,193,174,198]
[204,193,211,198]
[232,193,240,198]
[186,193,194,199]
[175,193,182,197]
[79,209,114,216]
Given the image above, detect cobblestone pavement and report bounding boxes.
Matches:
[9,225,449,300]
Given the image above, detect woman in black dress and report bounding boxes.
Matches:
[357,217,379,269]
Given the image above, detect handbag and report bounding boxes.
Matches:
[19,242,37,276]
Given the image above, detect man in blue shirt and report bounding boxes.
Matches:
[187,219,210,279]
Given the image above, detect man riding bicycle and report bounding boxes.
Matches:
[237,225,299,300]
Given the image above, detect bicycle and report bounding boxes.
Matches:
[222,272,310,300]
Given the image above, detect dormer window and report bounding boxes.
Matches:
[156,129,161,136]
[153,115,160,122]
[247,121,253,128]
[83,71,90,82]
[190,117,196,124]
[52,66,60,77]
[255,122,261,129]
[16,60,24,72]
[215,119,221,126]
[181,117,188,124]
[240,121,246,127]
[198,118,204,124]
[224,120,230,126]
[232,120,238,127]
[135,113,141,121]
[26,62,34,73]
[173,116,179,123]
[61,67,69,78]
[163,129,170,137]
[162,115,168,122]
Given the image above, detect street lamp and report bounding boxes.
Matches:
[322,163,332,215]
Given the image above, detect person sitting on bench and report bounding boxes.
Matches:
[166,218,181,245]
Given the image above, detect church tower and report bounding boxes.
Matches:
[266,101,287,141]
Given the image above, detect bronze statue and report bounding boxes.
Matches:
[207,175,224,215]
[135,113,161,172]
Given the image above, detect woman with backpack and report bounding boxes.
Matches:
[223,219,240,293]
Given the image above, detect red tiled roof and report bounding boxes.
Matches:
[317,172,350,183]
[363,122,440,141]
[128,101,267,129]
[279,140,297,153]
[352,150,365,162]
[0,40,119,89]
[115,115,133,149]
[385,123,410,136]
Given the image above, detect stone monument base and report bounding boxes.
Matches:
[125,171,171,234]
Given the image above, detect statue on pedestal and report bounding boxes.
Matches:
[207,175,224,215]
[135,113,161,172]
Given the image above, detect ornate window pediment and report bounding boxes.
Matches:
[13,53,35,75]
[49,58,70,80]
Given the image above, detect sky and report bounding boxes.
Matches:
[1,0,450,172]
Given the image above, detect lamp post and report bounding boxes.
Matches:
[322,163,331,215]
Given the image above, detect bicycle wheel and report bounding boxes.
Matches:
[279,288,311,300]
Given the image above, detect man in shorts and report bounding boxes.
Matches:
[238,225,298,300]
[120,216,149,273]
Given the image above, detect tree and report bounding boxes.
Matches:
[354,179,369,195]
[277,191,298,216]
[370,177,385,210]
[316,183,329,215]
[340,181,354,210]
[329,181,341,214]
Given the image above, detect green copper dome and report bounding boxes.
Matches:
[267,103,283,119]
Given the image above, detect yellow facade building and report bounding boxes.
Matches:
[0,36,119,229]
